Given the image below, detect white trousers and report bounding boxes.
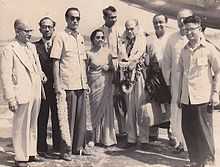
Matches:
[13,75,41,161]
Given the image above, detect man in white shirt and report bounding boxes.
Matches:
[163,9,193,153]
[99,6,127,137]
[51,7,90,160]
[178,15,220,167]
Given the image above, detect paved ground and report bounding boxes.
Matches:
[1,105,220,167]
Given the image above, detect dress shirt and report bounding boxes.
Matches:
[50,28,88,90]
[178,39,220,105]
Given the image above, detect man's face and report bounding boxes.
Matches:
[66,10,80,31]
[153,15,167,38]
[185,23,202,44]
[125,20,138,40]
[104,11,117,28]
[16,28,32,43]
[39,19,55,40]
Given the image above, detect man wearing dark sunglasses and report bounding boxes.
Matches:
[50,7,90,161]
[99,6,127,139]
[1,19,45,167]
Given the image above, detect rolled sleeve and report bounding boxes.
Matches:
[50,33,63,60]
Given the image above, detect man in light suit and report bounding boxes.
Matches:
[0,19,46,167]
[120,19,147,146]
[35,17,61,156]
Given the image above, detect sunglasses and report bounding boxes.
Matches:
[17,28,33,33]
[108,16,117,19]
[95,36,105,40]
[69,16,80,21]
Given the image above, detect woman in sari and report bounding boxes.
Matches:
[87,29,117,147]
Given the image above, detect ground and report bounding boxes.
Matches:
[1,105,220,167]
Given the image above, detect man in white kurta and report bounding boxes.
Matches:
[145,14,172,141]
[163,9,193,152]
[99,6,126,136]
[0,19,44,166]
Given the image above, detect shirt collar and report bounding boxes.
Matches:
[185,37,207,51]
[65,27,80,36]
[42,37,52,45]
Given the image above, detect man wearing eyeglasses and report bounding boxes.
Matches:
[34,17,61,157]
[50,7,90,160]
[99,6,127,139]
[0,19,45,167]
[163,9,193,153]
[177,15,220,167]
[120,19,147,147]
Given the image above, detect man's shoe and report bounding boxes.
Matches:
[28,156,44,162]
[173,143,184,154]
[73,149,92,156]
[122,142,137,149]
[15,161,29,167]
[60,153,72,161]
[38,152,49,158]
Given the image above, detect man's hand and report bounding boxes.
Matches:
[102,64,110,71]
[8,99,18,112]
[54,85,63,95]
[128,61,137,70]
[41,73,47,84]
[210,92,220,106]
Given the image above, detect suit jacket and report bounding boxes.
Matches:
[34,39,53,85]
[0,40,43,104]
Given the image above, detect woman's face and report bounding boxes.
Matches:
[93,31,105,47]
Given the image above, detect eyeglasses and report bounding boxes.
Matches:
[69,16,80,21]
[185,26,201,33]
[126,27,135,31]
[108,16,117,19]
[17,28,33,33]
[95,36,104,40]
[153,20,166,25]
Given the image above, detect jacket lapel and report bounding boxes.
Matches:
[11,41,33,72]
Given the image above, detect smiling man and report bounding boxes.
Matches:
[0,19,45,167]
[35,17,61,157]
[178,15,220,167]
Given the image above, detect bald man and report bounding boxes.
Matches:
[0,19,45,167]
[163,9,193,153]
[120,19,147,146]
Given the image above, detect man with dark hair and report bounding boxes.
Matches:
[35,17,61,157]
[0,19,45,167]
[50,7,90,161]
[100,6,127,138]
[178,15,220,167]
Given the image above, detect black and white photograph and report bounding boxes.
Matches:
[0,0,220,166]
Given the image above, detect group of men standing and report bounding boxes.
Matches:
[0,5,219,167]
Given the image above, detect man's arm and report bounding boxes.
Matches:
[0,46,17,112]
[50,33,63,94]
[177,51,184,108]
[209,45,220,106]
[162,39,172,86]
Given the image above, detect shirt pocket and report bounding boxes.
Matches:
[197,56,208,66]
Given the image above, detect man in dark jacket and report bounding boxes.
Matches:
[35,17,61,157]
